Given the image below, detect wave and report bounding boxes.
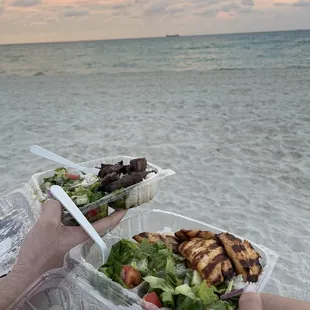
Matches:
[295,39,310,45]
[186,45,212,50]
[1,64,309,78]
[0,68,252,77]
[215,65,310,71]
[33,71,45,76]
[112,62,137,68]
[285,65,310,70]
[215,67,253,71]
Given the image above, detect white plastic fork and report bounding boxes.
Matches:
[30,145,99,175]
[50,185,110,264]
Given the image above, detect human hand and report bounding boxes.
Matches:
[0,199,126,309]
[13,199,127,282]
[239,284,263,310]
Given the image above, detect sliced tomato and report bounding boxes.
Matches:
[64,173,80,180]
[143,292,163,308]
[87,209,98,218]
[120,265,142,288]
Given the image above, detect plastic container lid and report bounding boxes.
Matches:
[10,267,161,310]
[0,185,39,277]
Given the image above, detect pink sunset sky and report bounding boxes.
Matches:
[0,0,309,44]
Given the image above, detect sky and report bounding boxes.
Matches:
[0,0,310,44]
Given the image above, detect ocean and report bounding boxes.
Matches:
[1,30,310,76]
[1,30,310,301]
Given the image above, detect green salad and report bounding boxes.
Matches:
[41,168,104,207]
[41,158,156,211]
[99,238,242,310]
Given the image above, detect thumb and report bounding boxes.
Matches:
[239,284,263,310]
[40,199,62,223]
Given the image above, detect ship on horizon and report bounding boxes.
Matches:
[165,33,180,37]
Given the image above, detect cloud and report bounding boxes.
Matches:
[63,7,90,17]
[111,3,131,10]
[293,0,310,6]
[10,0,41,7]
[72,0,140,17]
[2,0,310,45]
[196,0,254,17]
[198,8,218,17]
[143,2,165,16]
[217,10,237,19]
[142,1,188,17]
[221,2,241,12]
[30,21,46,26]
[241,0,254,6]
[219,1,253,14]
[192,0,217,5]
[274,0,310,6]
[273,2,290,6]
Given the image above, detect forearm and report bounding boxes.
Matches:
[0,266,40,310]
[261,293,310,310]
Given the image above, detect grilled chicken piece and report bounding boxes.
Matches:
[178,238,234,285]
[175,229,217,242]
[132,232,180,253]
[217,233,262,282]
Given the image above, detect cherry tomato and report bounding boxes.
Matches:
[87,209,98,218]
[120,265,142,288]
[64,173,80,180]
[143,292,163,308]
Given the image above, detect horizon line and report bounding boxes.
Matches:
[1,27,309,46]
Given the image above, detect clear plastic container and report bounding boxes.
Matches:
[10,267,158,310]
[11,210,279,309]
[68,210,278,292]
[0,185,40,277]
[0,157,174,277]
[29,156,175,225]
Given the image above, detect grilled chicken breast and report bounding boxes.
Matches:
[217,232,262,282]
[178,238,234,285]
[175,229,217,242]
[132,232,180,253]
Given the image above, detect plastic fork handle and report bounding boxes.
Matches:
[50,185,109,262]
[30,145,84,172]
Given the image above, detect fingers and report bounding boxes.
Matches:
[239,285,263,310]
[92,209,127,234]
[40,199,62,224]
[66,209,127,246]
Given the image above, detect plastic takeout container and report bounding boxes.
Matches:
[0,185,39,277]
[0,156,174,276]
[70,209,278,291]
[12,210,278,309]
[30,156,175,225]
[10,267,158,310]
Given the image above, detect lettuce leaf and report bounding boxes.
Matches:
[176,295,205,310]
[161,290,175,308]
[208,300,235,310]
[100,239,139,287]
[194,280,219,305]
[143,276,174,292]
[105,239,139,265]
[137,239,170,271]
